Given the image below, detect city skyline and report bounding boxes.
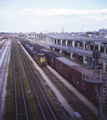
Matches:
[0,0,107,32]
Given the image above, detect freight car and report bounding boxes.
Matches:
[56,57,99,103]
[37,46,99,103]
[41,49,61,68]
[71,66,99,102]
[55,57,79,81]
[45,52,60,69]
[41,49,99,103]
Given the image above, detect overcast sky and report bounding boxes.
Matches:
[0,0,107,32]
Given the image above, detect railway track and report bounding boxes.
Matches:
[17,41,57,120]
[42,67,98,120]
[13,42,29,120]
[0,40,11,119]
[3,39,59,120]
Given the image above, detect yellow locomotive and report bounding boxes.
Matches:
[34,53,47,67]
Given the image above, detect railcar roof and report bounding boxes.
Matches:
[41,49,51,52]
[56,57,78,66]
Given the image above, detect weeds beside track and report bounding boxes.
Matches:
[3,39,58,120]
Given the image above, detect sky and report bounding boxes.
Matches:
[0,0,107,32]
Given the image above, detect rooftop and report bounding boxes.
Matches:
[56,57,78,66]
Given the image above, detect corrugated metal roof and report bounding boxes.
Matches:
[56,57,78,66]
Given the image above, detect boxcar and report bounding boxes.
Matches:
[71,66,99,102]
[46,52,60,68]
[71,66,82,89]
[55,57,79,81]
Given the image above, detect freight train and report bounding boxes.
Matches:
[20,40,99,104]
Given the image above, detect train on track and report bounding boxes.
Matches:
[21,40,47,67]
[20,40,99,104]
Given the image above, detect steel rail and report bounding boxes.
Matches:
[15,47,29,120]
[21,48,57,120]
[19,47,47,120]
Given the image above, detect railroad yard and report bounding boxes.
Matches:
[1,0,107,119]
[0,38,101,120]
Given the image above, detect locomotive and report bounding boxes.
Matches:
[21,40,47,67]
[34,53,47,67]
